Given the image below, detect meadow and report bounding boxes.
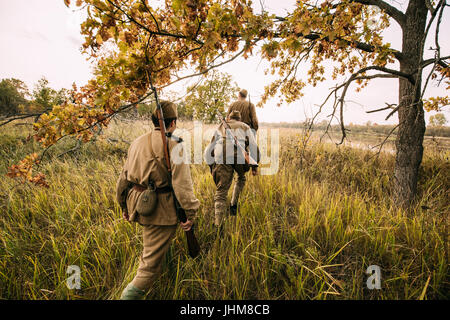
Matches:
[0,119,448,299]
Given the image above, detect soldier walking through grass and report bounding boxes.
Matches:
[115,101,200,300]
[204,110,259,227]
[227,89,259,132]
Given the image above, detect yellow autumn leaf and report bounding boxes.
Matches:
[96,33,103,45]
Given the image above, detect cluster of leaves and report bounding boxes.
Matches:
[6,153,49,188]
[424,96,450,112]
[32,102,108,147]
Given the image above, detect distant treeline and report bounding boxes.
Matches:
[0,77,69,117]
[260,121,450,138]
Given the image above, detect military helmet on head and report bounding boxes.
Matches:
[151,100,177,128]
[152,100,177,119]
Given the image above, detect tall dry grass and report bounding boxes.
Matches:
[0,120,448,299]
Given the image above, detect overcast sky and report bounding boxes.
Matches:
[0,0,448,124]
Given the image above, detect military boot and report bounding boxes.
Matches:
[120,283,146,300]
[231,179,245,214]
[229,204,238,216]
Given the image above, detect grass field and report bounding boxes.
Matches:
[0,119,448,300]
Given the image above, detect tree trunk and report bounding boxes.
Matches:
[394,0,428,208]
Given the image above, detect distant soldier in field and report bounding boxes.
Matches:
[115,101,200,300]
[227,89,259,132]
[204,110,259,227]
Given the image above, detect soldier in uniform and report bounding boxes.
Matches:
[116,101,200,300]
[227,89,259,132]
[204,110,259,227]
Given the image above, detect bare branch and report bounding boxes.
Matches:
[369,122,400,159]
[425,0,437,14]
[312,64,402,144]
[420,2,447,103]
[337,73,397,144]
[0,113,43,127]
[140,0,161,32]
[56,139,82,158]
[366,103,397,113]
[333,69,399,144]
[410,0,446,101]
[385,104,401,120]
[422,55,450,69]
[352,0,406,27]
[272,30,404,61]
[356,65,415,83]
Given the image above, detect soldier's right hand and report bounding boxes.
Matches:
[180,219,193,231]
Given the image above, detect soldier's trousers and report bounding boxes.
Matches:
[130,224,177,292]
[211,163,249,226]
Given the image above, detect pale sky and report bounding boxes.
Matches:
[0,0,448,125]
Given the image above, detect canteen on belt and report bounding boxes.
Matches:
[136,182,157,216]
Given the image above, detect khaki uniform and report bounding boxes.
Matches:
[204,119,259,226]
[116,129,199,293]
[211,163,248,225]
[227,100,259,131]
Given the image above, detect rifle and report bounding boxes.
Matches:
[150,78,200,258]
[216,111,258,174]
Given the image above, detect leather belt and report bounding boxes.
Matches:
[132,184,172,194]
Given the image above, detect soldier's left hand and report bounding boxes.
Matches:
[123,208,130,222]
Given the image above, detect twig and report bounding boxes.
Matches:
[369,123,400,159]
[56,139,83,158]
[366,103,397,114]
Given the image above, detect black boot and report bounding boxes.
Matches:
[230,204,237,216]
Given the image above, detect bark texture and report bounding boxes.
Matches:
[394,0,428,207]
